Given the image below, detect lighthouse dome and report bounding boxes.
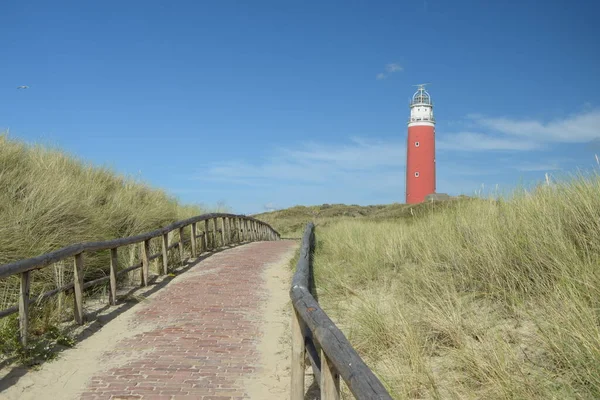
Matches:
[410,87,432,106]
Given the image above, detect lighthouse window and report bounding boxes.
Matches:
[415,172,420,177]
[415,141,420,147]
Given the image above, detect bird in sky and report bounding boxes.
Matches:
[17,85,29,89]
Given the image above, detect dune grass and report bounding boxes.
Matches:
[0,134,218,360]
[304,174,600,399]
[254,197,473,238]
[259,174,600,398]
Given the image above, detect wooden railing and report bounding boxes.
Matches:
[0,213,280,346]
[290,222,392,400]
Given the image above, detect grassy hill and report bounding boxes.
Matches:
[264,176,600,399]
[0,134,212,357]
[254,196,474,238]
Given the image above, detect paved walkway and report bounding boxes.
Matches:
[0,241,290,400]
[72,240,296,400]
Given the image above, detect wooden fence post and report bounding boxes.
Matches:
[234,218,238,243]
[73,253,85,325]
[321,349,341,399]
[231,217,236,243]
[213,218,219,247]
[178,227,185,265]
[141,239,150,286]
[202,219,208,251]
[161,233,169,274]
[228,217,233,244]
[223,217,228,245]
[291,308,306,400]
[220,218,225,246]
[191,223,197,258]
[220,217,226,246]
[19,271,30,346]
[109,248,118,305]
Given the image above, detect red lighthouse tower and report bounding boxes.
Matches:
[405,84,436,204]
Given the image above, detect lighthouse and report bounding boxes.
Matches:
[405,84,436,204]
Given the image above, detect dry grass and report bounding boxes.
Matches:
[269,174,600,399]
[254,197,473,238]
[0,133,222,356]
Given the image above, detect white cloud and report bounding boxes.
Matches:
[281,137,405,169]
[514,163,562,172]
[194,138,407,190]
[376,63,403,80]
[469,109,600,143]
[385,63,403,73]
[435,108,600,151]
[438,132,541,151]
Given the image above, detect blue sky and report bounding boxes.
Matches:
[1,0,599,214]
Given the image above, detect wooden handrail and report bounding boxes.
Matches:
[0,213,278,279]
[0,213,280,346]
[290,222,392,400]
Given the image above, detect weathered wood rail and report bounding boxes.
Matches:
[290,222,392,400]
[0,213,280,346]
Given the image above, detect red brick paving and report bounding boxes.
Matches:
[79,241,296,400]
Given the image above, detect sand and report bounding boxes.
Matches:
[244,244,297,399]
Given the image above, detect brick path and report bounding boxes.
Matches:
[79,241,296,400]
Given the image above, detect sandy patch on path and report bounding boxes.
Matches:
[0,307,158,400]
[244,242,299,400]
